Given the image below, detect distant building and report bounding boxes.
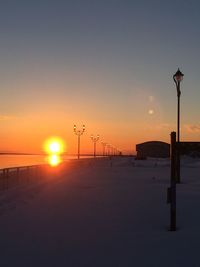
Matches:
[136,141,170,159]
[179,142,200,156]
[136,141,200,159]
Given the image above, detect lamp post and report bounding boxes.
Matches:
[113,146,116,156]
[107,144,113,156]
[101,142,107,156]
[107,144,112,156]
[91,134,99,157]
[110,145,114,156]
[73,124,85,159]
[173,68,184,183]
[106,144,109,156]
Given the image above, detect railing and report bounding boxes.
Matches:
[0,164,48,192]
[0,157,112,192]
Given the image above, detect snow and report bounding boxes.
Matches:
[0,157,200,267]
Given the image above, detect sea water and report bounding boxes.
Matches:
[0,155,95,169]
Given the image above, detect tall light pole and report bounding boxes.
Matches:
[73,124,85,159]
[106,144,111,156]
[101,142,107,156]
[173,68,184,183]
[110,145,114,156]
[113,147,117,156]
[91,134,99,157]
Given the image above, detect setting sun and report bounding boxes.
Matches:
[49,142,61,153]
[44,137,65,155]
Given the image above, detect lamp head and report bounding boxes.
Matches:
[173,68,184,83]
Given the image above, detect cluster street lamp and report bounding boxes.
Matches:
[106,144,114,156]
[173,68,184,183]
[98,140,121,157]
[91,134,100,157]
[101,142,107,156]
[110,145,114,156]
[106,144,111,156]
[73,124,85,159]
[113,147,117,156]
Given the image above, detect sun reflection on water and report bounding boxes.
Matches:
[48,154,61,167]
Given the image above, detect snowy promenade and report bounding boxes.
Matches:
[0,157,200,267]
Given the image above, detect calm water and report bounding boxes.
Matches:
[0,155,94,169]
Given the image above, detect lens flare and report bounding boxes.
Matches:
[148,109,154,115]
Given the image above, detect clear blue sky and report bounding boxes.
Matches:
[0,0,200,153]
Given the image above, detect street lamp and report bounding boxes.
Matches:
[101,142,107,156]
[112,146,116,156]
[107,144,113,156]
[110,145,114,156]
[173,68,184,183]
[91,134,99,157]
[106,144,111,156]
[73,124,85,159]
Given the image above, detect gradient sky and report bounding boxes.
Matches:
[0,0,200,154]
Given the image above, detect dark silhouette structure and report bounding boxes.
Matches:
[173,68,184,183]
[179,142,200,156]
[167,132,177,231]
[136,140,200,160]
[136,141,170,158]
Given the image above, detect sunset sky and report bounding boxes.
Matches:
[0,0,200,154]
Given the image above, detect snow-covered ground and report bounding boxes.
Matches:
[0,156,200,267]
